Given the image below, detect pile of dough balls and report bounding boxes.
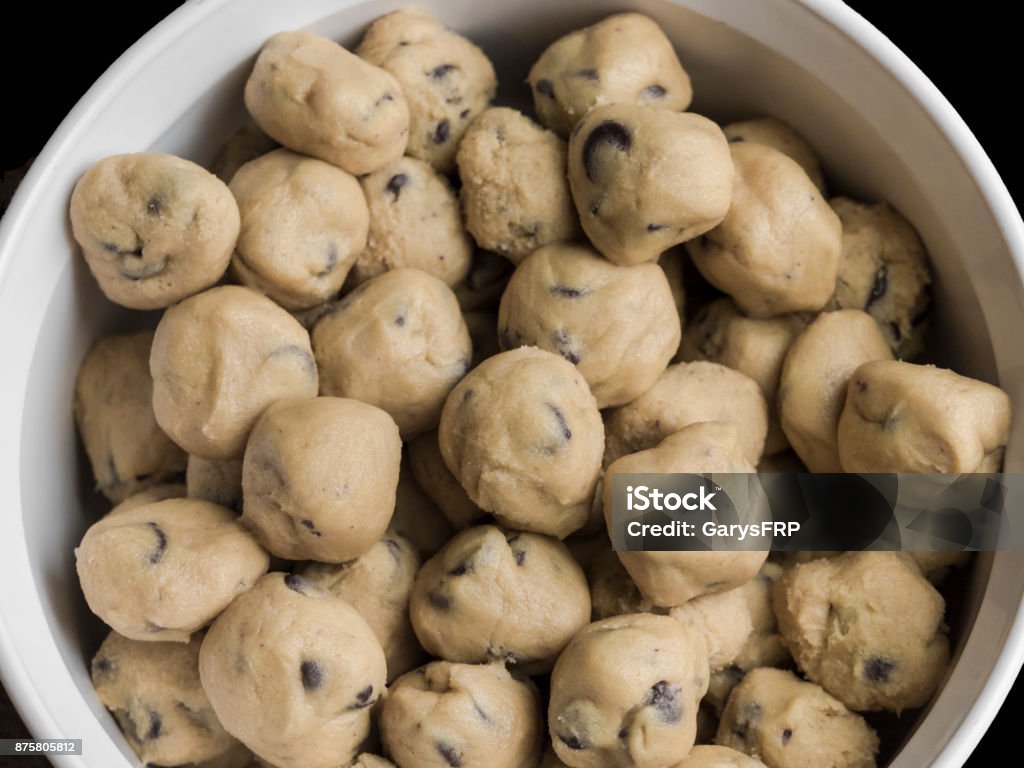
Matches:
[68,8,1011,768]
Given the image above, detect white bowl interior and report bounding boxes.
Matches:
[2,1,1023,766]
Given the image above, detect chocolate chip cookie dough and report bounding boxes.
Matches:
[357,7,497,172]
[70,153,239,310]
[245,31,409,175]
[722,117,825,192]
[528,13,692,137]
[568,104,733,266]
[76,499,269,642]
[676,746,768,768]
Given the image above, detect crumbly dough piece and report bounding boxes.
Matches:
[409,430,487,530]
[687,142,841,317]
[379,661,542,768]
[603,361,768,467]
[778,310,893,472]
[300,533,425,681]
[682,299,805,455]
[150,285,318,460]
[241,397,401,563]
[410,525,590,673]
[229,149,368,310]
[92,631,239,765]
[723,117,825,192]
[356,7,497,172]
[827,197,932,359]
[549,614,710,768]
[199,573,386,768]
[76,499,268,642]
[70,153,239,310]
[74,331,186,503]
[245,31,409,175]
[439,347,604,538]
[390,456,457,557]
[186,456,243,512]
[453,249,515,311]
[312,269,471,438]
[568,104,733,266]
[773,552,950,712]
[588,549,663,621]
[717,668,877,768]
[528,13,692,137]
[838,360,1011,473]
[354,156,472,286]
[457,107,580,264]
[498,242,680,408]
[210,122,277,183]
[674,746,768,768]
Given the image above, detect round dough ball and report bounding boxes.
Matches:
[70,153,239,310]
[568,104,733,266]
[76,499,269,642]
[604,361,768,467]
[716,669,878,768]
[356,7,497,172]
[465,309,500,368]
[241,397,401,563]
[312,269,471,438]
[186,455,243,512]
[354,156,472,287]
[777,310,894,472]
[837,360,1012,473]
[549,614,710,768]
[380,661,542,768]
[454,250,515,311]
[409,430,488,529]
[439,347,604,539]
[390,455,457,557]
[722,117,825,192]
[687,142,841,318]
[587,549,662,621]
[150,285,319,460]
[300,533,425,681]
[92,631,239,765]
[74,331,187,503]
[199,573,386,768]
[827,197,932,359]
[674,746,767,768]
[244,31,409,175]
[410,525,590,673]
[210,122,277,183]
[498,242,681,408]
[457,107,580,264]
[229,149,368,310]
[528,13,692,137]
[773,552,950,712]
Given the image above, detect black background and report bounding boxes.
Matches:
[0,2,1019,765]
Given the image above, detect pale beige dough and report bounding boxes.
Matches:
[673,746,768,768]
[186,455,243,512]
[109,484,187,516]
[723,117,825,191]
[453,249,515,311]
[390,455,457,557]
[587,549,663,621]
[408,430,488,529]
[670,587,754,673]
[210,122,277,183]
[350,756,395,768]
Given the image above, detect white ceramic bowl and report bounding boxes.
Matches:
[1,1,1022,766]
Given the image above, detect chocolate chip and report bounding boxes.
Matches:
[448,561,472,576]
[642,84,667,98]
[462,388,475,403]
[866,265,888,308]
[432,120,451,145]
[395,314,406,327]
[559,733,587,750]
[385,173,409,199]
[550,284,589,298]
[92,657,113,676]
[575,68,599,80]
[551,329,580,364]
[284,573,310,594]
[300,519,322,537]
[535,78,555,98]
[376,92,394,106]
[429,590,451,610]
[547,403,572,441]
[782,728,793,744]
[864,656,896,683]
[383,538,402,561]
[644,680,682,723]
[734,703,762,740]
[582,121,631,181]
[589,201,601,216]
[147,522,167,565]
[647,223,668,232]
[436,742,462,766]
[300,660,324,690]
[728,135,746,143]
[460,109,470,119]
[430,63,457,79]
[351,684,374,708]
[514,549,526,566]
[145,196,162,216]
[316,243,337,278]
[474,703,490,722]
[145,709,162,740]
[856,379,868,393]
[102,241,142,256]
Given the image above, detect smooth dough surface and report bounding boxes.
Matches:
[673,746,767,768]
[722,117,825,192]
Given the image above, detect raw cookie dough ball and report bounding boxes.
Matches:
[410,525,590,673]
[245,31,408,174]
[409,430,488,529]
[670,588,754,673]
[199,573,386,768]
[528,13,692,137]
[777,310,893,472]
[549,614,710,768]
[76,499,268,642]
[438,347,604,538]
[300,533,425,681]
[722,117,825,192]
[603,361,768,467]
[838,360,1012,473]
[674,746,767,768]
[587,549,662,620]
[354,157,472,286]
[773,552,950,712]
[717,668,878,768]
[827,197,932,359]
[568,104,733,266]
[210,122,278,182]
[312,269,471,437]
[457,107,579,264]
[682,299,804,455]
[186,456,243,512]
[356,7,497,172]
[92,632,239,765]
[498,242,680,408]
[380,661,542,768]
[465,309,500,368]
[70,153,239,310]
[241,397,401,563]
[686,142,841,318]
[150,285,318,460]
[391,455,457,556]
[603,422,766,607]
[229,149,368,310]
[74,331,187,503]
